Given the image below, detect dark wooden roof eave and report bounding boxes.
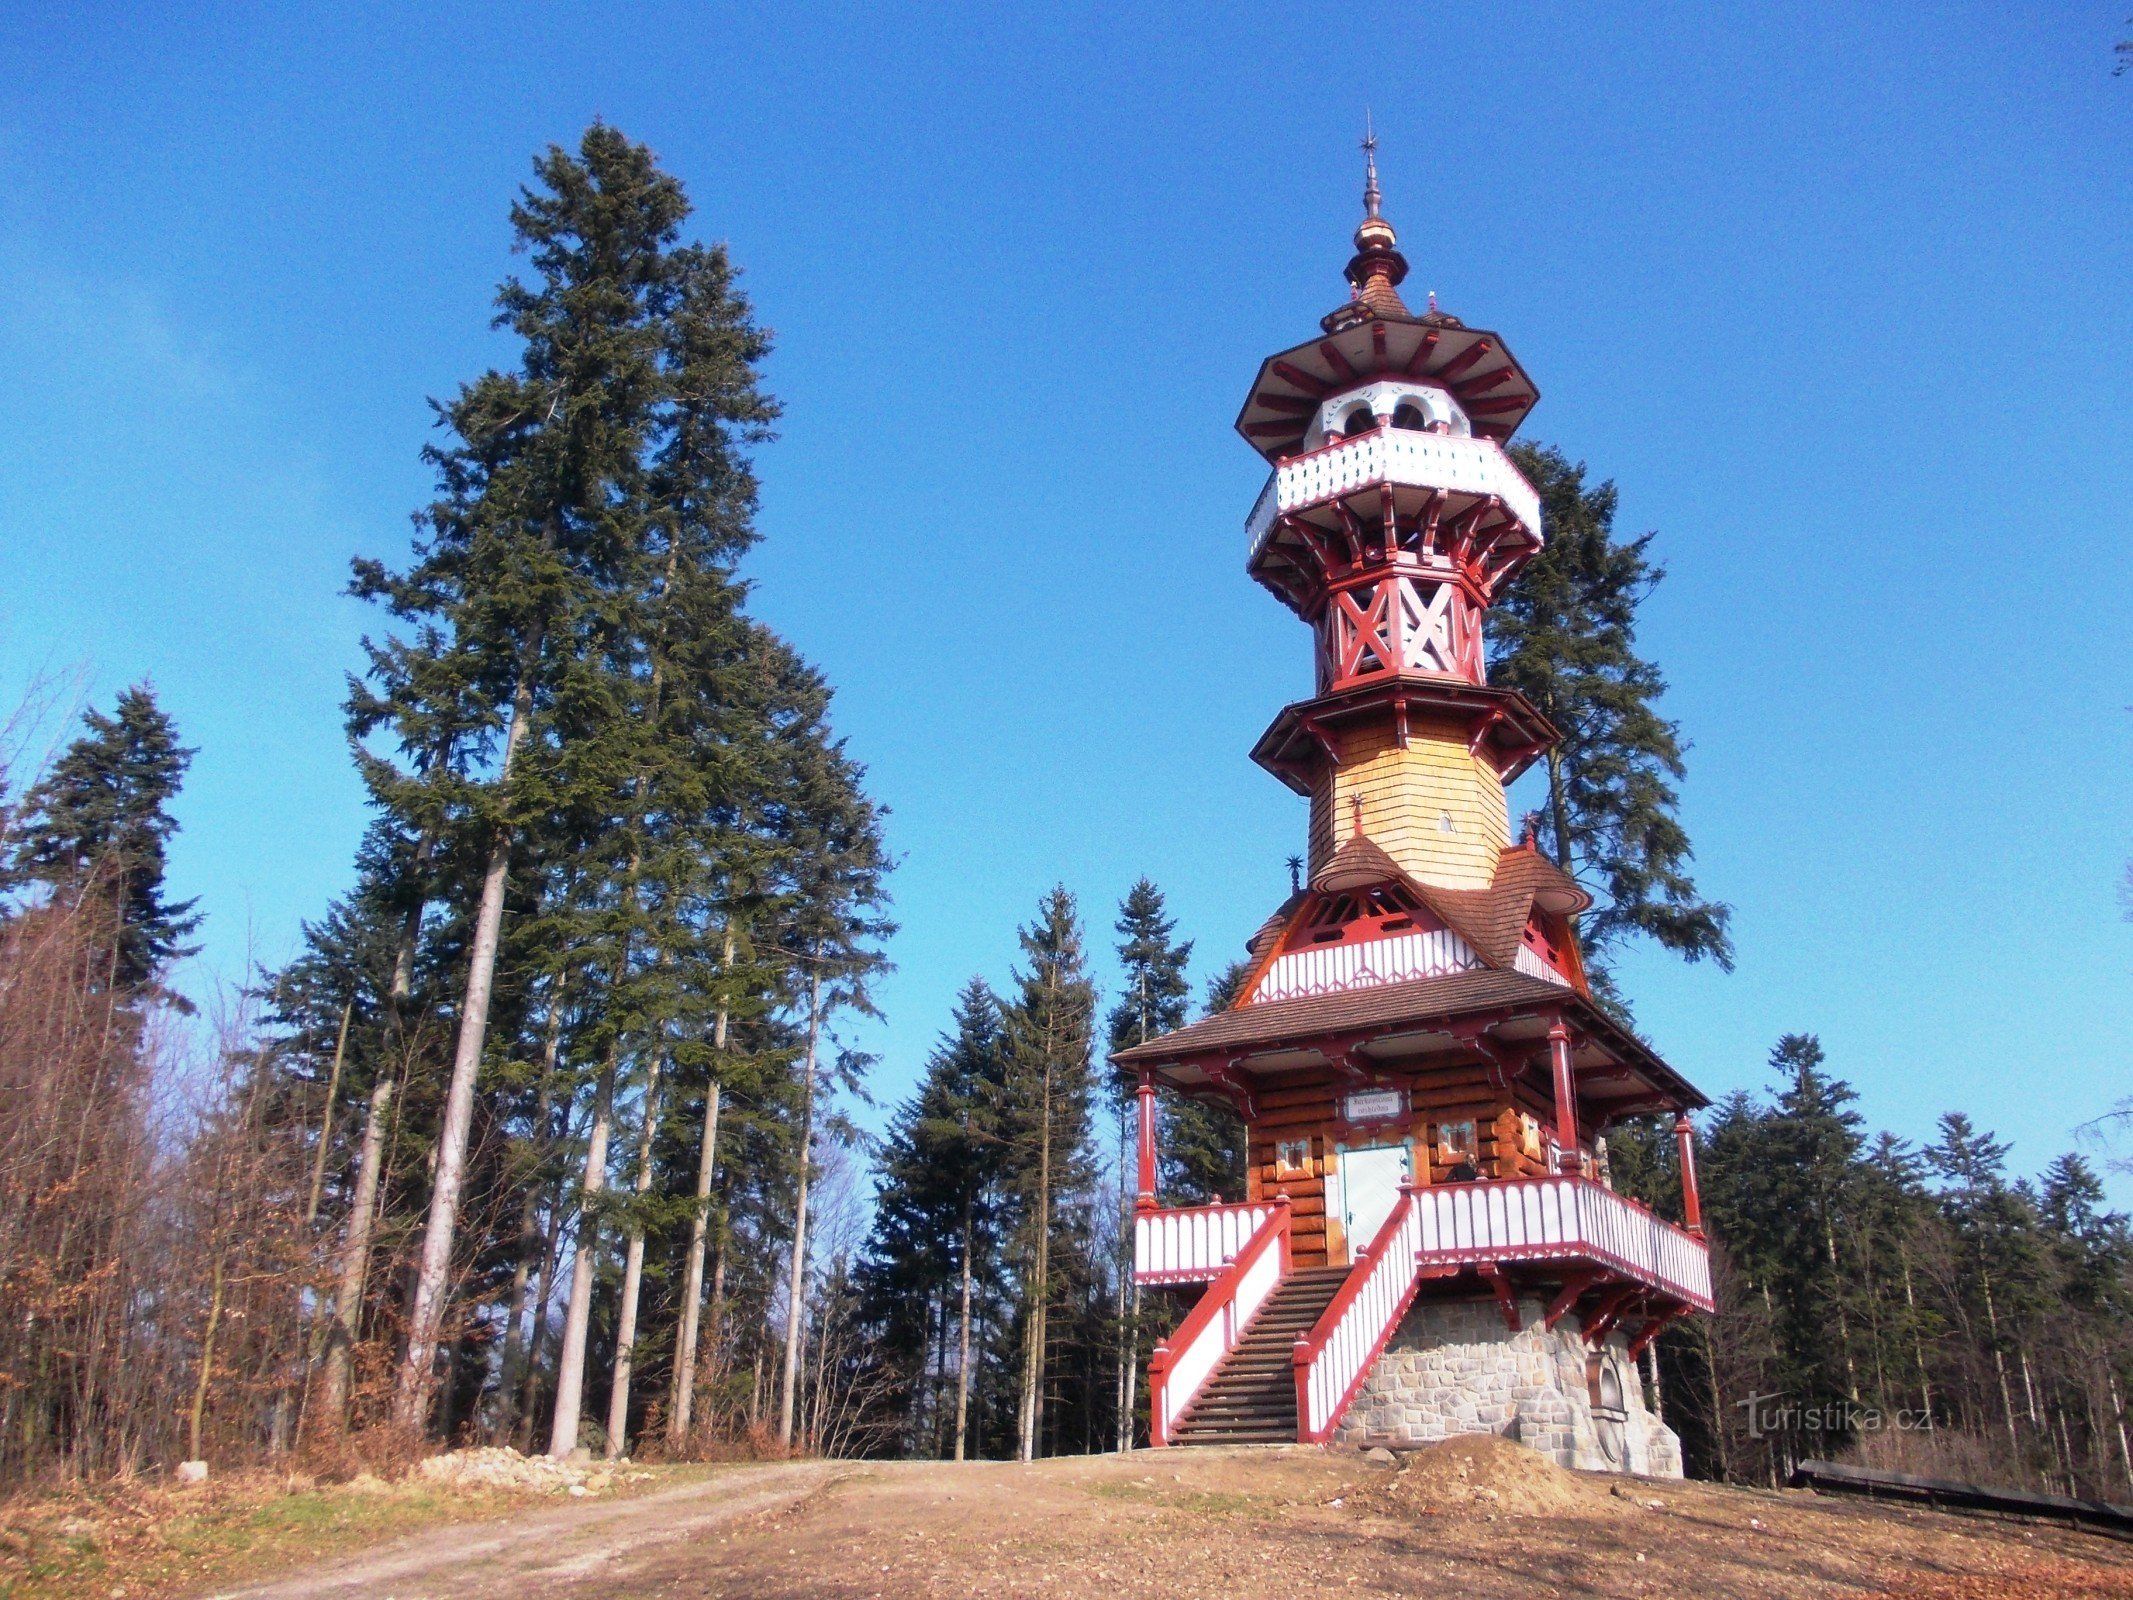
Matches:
[1250,678,1560,794]
[1233,317,1541,461]
[1108,969,1708,1116]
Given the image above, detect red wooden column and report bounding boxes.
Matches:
[1674,1112,1704,1234]
[1135,1072,1158,1207]
[1548,1022,1582,1175]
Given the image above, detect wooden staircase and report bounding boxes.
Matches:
[1170,1266,1350,1445]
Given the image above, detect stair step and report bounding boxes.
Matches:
[1169,1262,1369,1448]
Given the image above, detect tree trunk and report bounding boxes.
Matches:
[778,966,825,1449]
[604,1053,664,1458]
[496,1004,564,1442]
[1900,1242,1934,1419]
[304,1002,353,1227]
[548,1041,618,1458]
[394,628,543,1431]
[1018,1051,1053,1462]
[1978,1253,2020,1451]
[953,1196,975,1462]
[187,1252,226,1463]
[315,1075,394,1435]
[668,927,733,1450]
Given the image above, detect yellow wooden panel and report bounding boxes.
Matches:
[1307,718,1510,889]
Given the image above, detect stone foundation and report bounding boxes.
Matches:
[1332,1293,1683,1478]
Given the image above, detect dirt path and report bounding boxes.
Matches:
[198,1461,841,1600]
[189,1449,2133,1600]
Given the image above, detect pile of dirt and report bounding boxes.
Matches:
[1376,1434,1625,1518]
[414,1445,643,1496]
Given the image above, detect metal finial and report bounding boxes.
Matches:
[1350,793,1366,836]
[1361,112,1382,219]
[1287,855,1303,893]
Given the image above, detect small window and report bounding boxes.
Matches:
[1437,1121,1476,1158]
[1437,812,1457,834]
[1275,1138,1312,1176]
[1391,402,1428,431]
[1342,405,1377,438]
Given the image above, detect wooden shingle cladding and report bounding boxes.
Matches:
[1307,716,1509,888]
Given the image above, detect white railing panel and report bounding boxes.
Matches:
[1298,1193,1425,1439]
[1245,429,1544,559]
[1135,1200,1274,1286]
[1251,928,1480,1004]
[1404,1177,1713,1313]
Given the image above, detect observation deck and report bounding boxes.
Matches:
[1245,427,1543,563]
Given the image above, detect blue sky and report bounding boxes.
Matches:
[1,4,2127,1192]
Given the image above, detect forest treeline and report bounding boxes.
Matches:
[0,123,2125,1499]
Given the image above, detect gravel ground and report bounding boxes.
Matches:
[184,1448,2133,1600]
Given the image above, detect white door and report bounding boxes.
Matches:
[1340,1143,1411,1259]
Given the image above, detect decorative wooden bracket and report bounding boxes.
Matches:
[1477,1262,1522,1332]
[1580,1284,1640,1347]
[1201,1058,1259,1121]
[1543,1269,1602,1331]
[1628,1305,1690,1360]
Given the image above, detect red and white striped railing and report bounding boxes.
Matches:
[1134,1199,1282,1286]
[1146,1199,1290,1447]
[1412,1176,1714,1312]
[1291,1185,1424,1443]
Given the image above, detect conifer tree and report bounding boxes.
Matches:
[9,684,199,1002]
[1103,880,1192,1449]
[1002,887,1097,1460]
[1156,960,1249,1204]
[349,123,790,1434]
[1494,444,1732,992]
[860,979,1008,1457]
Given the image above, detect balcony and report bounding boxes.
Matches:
[1134,1178,1710,1313]
[1410,1175,1714,1312]
[1245,427,1543,563]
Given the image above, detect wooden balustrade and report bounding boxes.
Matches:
[1410,1176,1714,1311]
[1291,1184,1425,1443]
[1146,1200,1291,1447]
[1133,1199,1280,1286]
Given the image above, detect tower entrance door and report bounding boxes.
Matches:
[1340,1142,1411,1262]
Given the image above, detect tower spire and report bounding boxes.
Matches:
[1324,118,1411,330]
[1362,112,1382,221]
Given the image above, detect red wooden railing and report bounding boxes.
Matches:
[1133,1198,1281,1286]
[1290,1184,1424,1443]
[1146,1198,1291,1447]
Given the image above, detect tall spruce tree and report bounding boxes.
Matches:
[9,684,200,1002]
[1494,444,1732,992]
[1103,880,1193,1449]
[1158,960,1250,1204]
[349,124,790,1433]
[1002,887,1097,1460]
[859,979,1008,1457]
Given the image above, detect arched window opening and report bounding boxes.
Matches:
[1342,405,1378,438]
[1391,402,1428,432]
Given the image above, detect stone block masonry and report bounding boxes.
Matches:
[1333,1293,1684,1478]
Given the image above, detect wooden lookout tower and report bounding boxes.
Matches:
[1114,143,1713,1468]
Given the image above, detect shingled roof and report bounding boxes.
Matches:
[1110,966,1707,1113]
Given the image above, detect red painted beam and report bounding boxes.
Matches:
[1271,360,1332,397]
[1453,366,1519,397]
[1436,338,1496,382]
[1402,329,1441,377]
[1319,339,1360,382]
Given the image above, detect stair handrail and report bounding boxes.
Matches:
[1134,1197,1280,1285]
[1291,1183,1425,1443]
[1146,1195,1291,1447]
